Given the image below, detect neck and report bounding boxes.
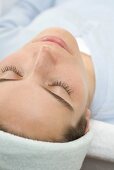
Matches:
[81,52,95,107]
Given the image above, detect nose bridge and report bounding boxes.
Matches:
[27,46,56,79]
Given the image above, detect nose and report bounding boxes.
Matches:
[27,46,57,80]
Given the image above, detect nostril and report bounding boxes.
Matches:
[38,46,57,64]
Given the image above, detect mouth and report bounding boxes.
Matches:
[39,36,70,53]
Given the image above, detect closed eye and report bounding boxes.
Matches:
[0,65,73,96]
[49,80,73,96]
[0,65,23,77]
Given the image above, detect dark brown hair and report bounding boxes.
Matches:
[63,116,87,142]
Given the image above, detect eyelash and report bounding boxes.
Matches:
[0,65,23,77]
[0,65,72,95]
[50,80,72,95]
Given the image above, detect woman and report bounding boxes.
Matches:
[0,0,113,142]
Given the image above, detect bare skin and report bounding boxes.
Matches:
[0,28,95,142]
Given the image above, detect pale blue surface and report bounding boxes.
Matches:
[0,0,55,58]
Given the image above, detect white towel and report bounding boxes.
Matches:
[0,130,93,170]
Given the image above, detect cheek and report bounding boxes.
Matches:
[0,49,34,71]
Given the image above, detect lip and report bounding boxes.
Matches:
[39,36,70,53]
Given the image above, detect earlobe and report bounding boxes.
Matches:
[84,109,91,134]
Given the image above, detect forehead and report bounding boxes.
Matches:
[0,80,73,138]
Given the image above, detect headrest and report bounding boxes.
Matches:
[0,130,93,170]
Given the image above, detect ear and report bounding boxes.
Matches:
[84,109,91,134]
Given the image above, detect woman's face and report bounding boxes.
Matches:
[0,28,88,142]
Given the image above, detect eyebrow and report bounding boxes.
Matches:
[0,78,74,112]
[0,78,20,82]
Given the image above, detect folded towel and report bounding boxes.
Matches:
[88,120,114,162]
[0,130,92,170]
